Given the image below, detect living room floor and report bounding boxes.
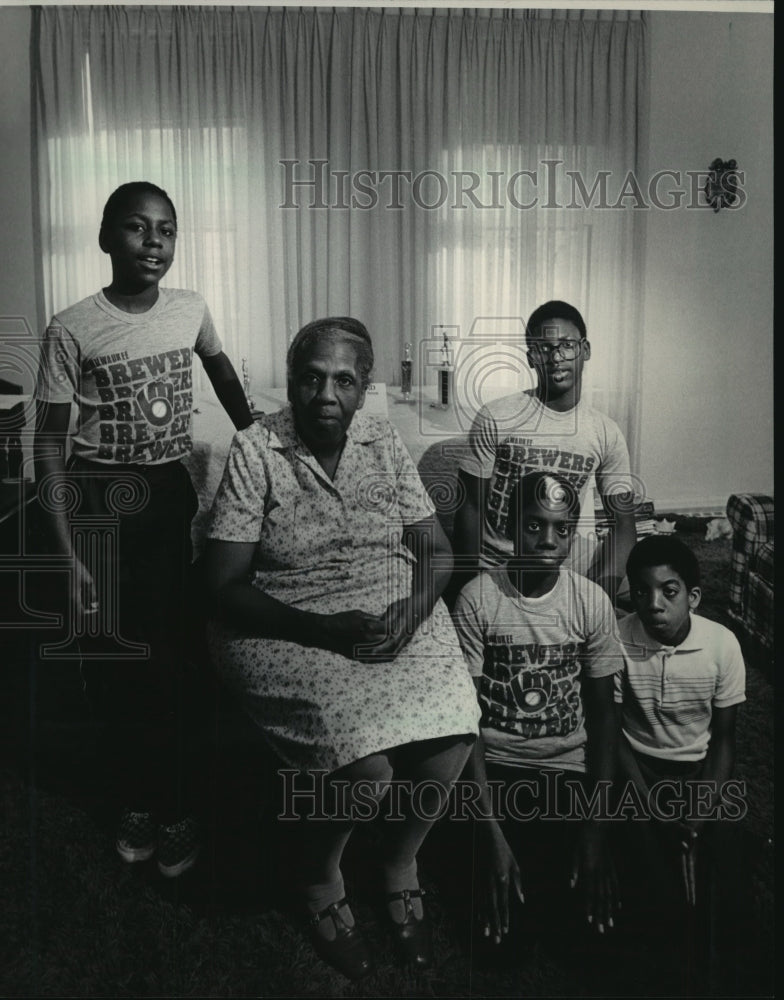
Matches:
[0,534,774,998]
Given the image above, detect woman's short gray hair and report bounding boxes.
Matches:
[287,317,375,389]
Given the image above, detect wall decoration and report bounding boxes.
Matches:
[705,158,740,211]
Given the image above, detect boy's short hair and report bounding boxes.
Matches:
[101,182,178,230]
[626,535,701,590]
[287,317,375,389]
[508,471,581,536]
[526,300,587,342]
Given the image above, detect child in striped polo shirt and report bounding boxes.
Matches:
[615,535,745,983]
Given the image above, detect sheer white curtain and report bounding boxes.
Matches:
[33,6,647,456]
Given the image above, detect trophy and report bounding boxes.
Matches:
[399,342,414,403]
[241,358,255,411]
[430,329,453,409]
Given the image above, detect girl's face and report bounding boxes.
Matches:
[289,335,366,453]
[99,192,177,290]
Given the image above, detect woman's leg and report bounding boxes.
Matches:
[281,753,394,980]
[290,752,394,935]
[379,733,474,919]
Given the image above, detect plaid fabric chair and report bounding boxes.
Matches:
[726,494,774,651]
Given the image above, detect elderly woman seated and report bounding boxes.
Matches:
[203,317,479,979]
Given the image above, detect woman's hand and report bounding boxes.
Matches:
[318,599,424,662]
[477,823,525,944]
[314,609,390,660]
[365,598,420,660]
[205,537,425,662]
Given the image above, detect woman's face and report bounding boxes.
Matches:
[289,334,366,452]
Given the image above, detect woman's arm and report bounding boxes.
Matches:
[203,537,386,656]
[34,400,97,616]
[405,513,453,620]
[201,351,254,430]
[372,514,453,658]
[450,469,487,598]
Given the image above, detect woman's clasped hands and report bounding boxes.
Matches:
[313,598,421,662]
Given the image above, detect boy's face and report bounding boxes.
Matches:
[526,318,590,401]
[512,495,574,570]
[99,192,177,290]
[630,563,701,646]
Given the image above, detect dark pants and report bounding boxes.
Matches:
[484,764,589,940]
[613,749,744,994]
[418,762,635,992]
[478,764,656,994]
[70,457,204,822]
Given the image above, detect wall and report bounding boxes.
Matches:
[0,7,774,508]
[638,11,773,510]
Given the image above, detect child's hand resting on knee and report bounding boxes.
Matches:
[477,822,525,945]
[571,820,620,935]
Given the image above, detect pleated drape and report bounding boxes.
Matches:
[33,6,647,455]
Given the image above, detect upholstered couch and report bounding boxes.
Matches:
[726,494,774,654]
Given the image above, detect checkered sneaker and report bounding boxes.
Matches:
[157,816,200,878]
[116,809,156,863]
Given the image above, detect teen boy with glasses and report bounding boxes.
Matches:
[452,300,637,605]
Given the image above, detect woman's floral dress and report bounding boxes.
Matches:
[206,406,480,772]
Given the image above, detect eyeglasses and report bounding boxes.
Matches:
[528,339,583,362]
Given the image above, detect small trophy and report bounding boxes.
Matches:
[430,329,453,409]
[398,342,414,403]
[241,358,255,411]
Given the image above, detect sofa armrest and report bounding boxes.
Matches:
[726,493,774,554]
[726,493,774,628]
